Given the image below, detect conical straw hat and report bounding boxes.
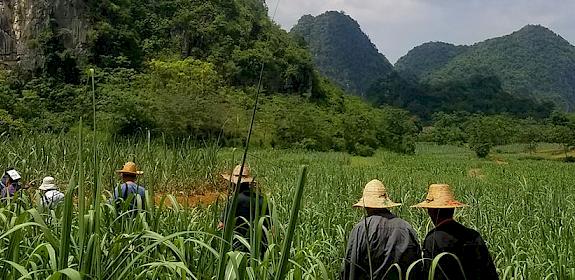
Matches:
[411,184,467,208]
[353,179,402,208]
[221,165,254,184]
[116,162,144,176]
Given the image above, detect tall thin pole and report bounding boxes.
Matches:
[91,68,98,208]
[216,1,282,278]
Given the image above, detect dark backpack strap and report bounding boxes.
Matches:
[122,183,129,200]
[41,192,49,207]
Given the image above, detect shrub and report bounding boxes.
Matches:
[471,142,492,158]
[354,143,375,157]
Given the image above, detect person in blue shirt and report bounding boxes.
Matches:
[112,162,146,211]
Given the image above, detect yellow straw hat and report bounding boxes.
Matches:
[353,179,402,208]
[221,165,254,184]
[116,162,144,176]
[411,184,467,208]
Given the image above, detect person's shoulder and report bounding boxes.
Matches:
[430,221,483,241]
[462,226,486,244]
[380,214,413,229]
[351,218,369,232]
[237,191,253,200]
[424,222,453,240]
[450,221,482,238]
[391,216,415,228]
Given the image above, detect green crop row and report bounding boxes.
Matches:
[1,134,574,279]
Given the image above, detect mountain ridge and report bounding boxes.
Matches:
[291,11,393,96]
[397,24,575,110]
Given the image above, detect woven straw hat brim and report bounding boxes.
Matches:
[353,197,402,209]
[411,200,468,208]
[221,174,254,183]
[116,170,144,175]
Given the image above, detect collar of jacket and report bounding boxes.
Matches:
[367,209,396,219]
[435,218,456,229]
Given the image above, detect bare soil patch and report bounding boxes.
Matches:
[154,191,225,207]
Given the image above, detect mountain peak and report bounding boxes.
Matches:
[508,24,570,44]
[517,24,554,34]
[291,11,393,96]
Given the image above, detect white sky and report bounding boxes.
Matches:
[266,0,575,63]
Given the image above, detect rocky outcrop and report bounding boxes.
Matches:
[0,0,88,68]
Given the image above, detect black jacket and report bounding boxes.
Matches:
[423,219,498,280]
[221,187,270,255]
[341,211,422,280]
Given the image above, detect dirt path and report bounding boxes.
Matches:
[154,191,226,207]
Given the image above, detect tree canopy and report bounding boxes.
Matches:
[0,1,418,156]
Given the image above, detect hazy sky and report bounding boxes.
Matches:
[265,0,575,63]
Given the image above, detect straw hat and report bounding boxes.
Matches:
[411,184,468,208]
[353,179,402,208]
[221,165,254,184]
[116,162,144,176]
[39,176,57,191]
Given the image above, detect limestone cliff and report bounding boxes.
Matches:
[0,0,88,68]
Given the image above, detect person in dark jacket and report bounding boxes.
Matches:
[341,179,421,280]
[219,164,270,256]
[412,184,498,280]
[112,162,146,211]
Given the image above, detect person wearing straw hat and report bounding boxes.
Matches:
[218,164,270,255]
[39,176,65,210]
[412,184,498,280]
[112,162,146,210]
[341,179,421,280]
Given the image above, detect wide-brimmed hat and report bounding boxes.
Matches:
[221,165,254,184]
[353,179,402,208]
[39,176,58,190]
[411,184,468,208]
[116,162,144,176]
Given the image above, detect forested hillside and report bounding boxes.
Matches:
[367,72,554,120]
[291,11,393,96]
[398,25,575,110]
[0,0,417,156]
[394,42,468,81]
